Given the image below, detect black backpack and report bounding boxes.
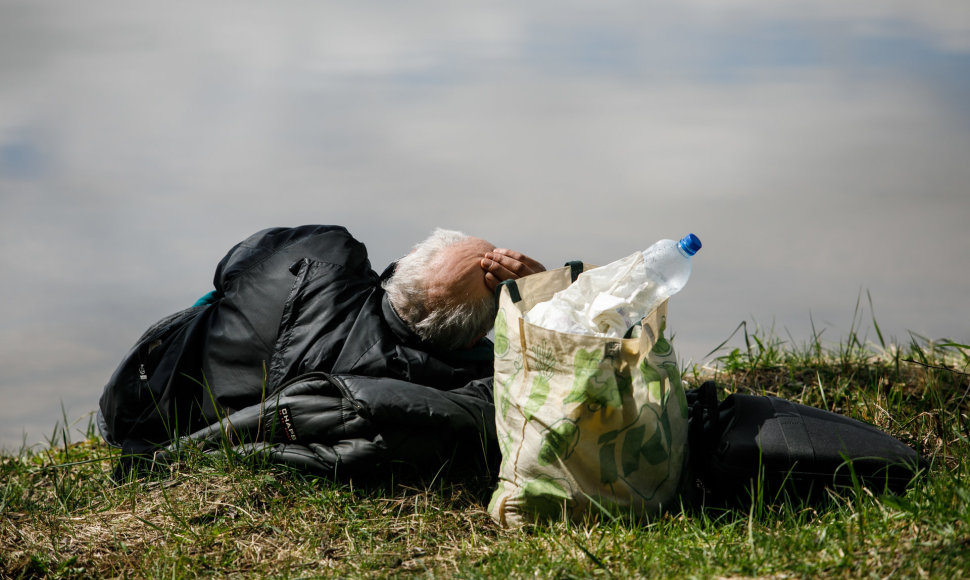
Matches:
[687,382,925,508]
[97,304,212,453]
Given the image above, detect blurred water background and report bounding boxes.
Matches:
[1,1,968,450]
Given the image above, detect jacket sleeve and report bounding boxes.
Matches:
[171,373,497,480]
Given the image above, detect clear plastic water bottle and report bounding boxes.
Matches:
[526,234,702,337]
[633,232,702,316]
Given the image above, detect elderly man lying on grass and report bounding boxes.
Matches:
[98,225,545,481]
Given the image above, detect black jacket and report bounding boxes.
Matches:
[98,225,497,478]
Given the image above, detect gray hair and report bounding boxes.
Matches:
[383,228,497,350]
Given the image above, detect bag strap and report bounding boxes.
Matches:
[687,381,721,491]
[497,279,521,305]
[566,260,584,282]
[494,261,585,307]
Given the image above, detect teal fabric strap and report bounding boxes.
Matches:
[192,290,218,307]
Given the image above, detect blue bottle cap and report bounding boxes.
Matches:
[679,233,702,256]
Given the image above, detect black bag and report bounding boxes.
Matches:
[688,382,925,507]
[97,304,212,452]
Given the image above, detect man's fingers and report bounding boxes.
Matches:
[492,248,546,272]
[483,249,546,280]
[481,255,516,282]
[484,271,501,291]
[482,247,546,293]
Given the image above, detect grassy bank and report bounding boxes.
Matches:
[2,328,968,578]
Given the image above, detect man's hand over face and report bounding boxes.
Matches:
[481,249,546,291]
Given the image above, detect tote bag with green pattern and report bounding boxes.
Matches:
[488,262,689,526]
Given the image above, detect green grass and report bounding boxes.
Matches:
[3,320,969,578]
